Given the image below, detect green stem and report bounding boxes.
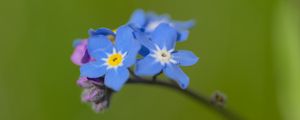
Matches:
[126,77,242,120]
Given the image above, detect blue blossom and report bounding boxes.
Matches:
[135,23,199,89]
[80,25,140,91]
[128,9,195,41]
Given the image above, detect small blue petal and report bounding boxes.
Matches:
[133,29,155,49]
[129,9,146,28]
[88,35,113,60]
[104,67,129,91]
[80,61,106,78]
[123,52,138,68]
[150,23,177,49]
[115,25,141,67]
[135,56,163,76]
[172,20,195,30]
[177,31,189,42]
[163,64,189,89]
[144,12,171,32]
[146,12,171,24]
[115,25,140,52]
[88,28,115,36]
[173,50,199,66]
[132,27,151,56]
[122,50,139,68]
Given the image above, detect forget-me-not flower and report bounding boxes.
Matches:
[135,23,198,89]
[80,25,140,91]
[71,39,94,66]
[128,9,195,41]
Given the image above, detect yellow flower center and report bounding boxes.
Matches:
[107,53,123,67]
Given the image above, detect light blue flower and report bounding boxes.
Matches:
[135,23,199,89]
[80,25,140,91]
[128,9,195,41]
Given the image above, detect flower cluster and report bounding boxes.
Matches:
[71,9,199,112]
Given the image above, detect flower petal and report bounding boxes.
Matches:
[163,64,189,89]
[115,25,140,52]
[88,28,115,36]
[135,56,163,76]
[115,25,141,67]
[173,50,199,66]
[177,30,189,42]
[87,35,113,60]
[122,50,139,68]
[172,20,195,30]
[71,40,89,65]
[130,27,154,56]
[128,9,146,28]
[150,23,177,49]
[104,67,129,91]
[133,29,156,50]
[80,61,106,78]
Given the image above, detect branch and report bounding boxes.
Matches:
[126,77,242,120]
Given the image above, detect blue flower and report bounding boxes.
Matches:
[128,9,195,41]
[80,25,141,91]
[135,23,199,89]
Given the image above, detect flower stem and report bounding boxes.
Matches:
[152,71,162,82]
[126,77,242,120]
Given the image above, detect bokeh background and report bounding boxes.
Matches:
[0,0,299,120]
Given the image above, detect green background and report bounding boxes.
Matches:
[0,0,299,120]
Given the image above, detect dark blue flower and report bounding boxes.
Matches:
[135,23,199,89]
[80,25,141,91]
[128,9,195,41]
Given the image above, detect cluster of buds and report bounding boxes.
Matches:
[77,77,112,112]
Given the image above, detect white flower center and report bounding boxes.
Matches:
[151,45,177,65]
[102,48,127,69]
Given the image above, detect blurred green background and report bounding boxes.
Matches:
[0,0,299,120]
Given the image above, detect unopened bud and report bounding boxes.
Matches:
[81,87,105,102]
[77,77,94,88]
[211,91,226,107]
[87,77,104,87]
[92,100,109,113]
